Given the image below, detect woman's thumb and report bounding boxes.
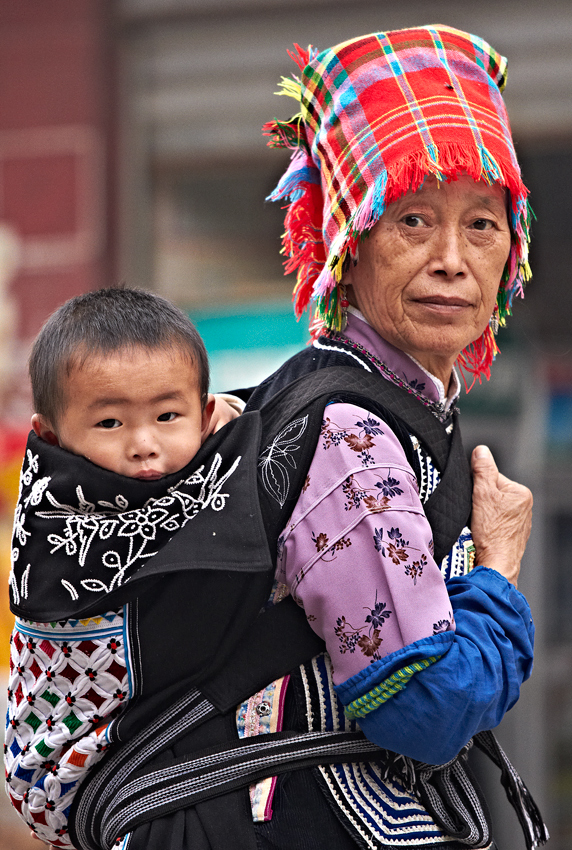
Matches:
[471,444,498,479]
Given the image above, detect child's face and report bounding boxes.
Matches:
[32,346,214,479]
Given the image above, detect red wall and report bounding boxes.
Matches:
[0,0,115,339]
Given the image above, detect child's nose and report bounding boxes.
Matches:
[130,430,158,460]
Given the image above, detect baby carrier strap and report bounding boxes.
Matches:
[72,625,547,850]
[258,364,451,467]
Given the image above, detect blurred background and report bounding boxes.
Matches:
[0,0,571,847]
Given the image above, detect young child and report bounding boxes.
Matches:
[29,287,215,481]
[5,287,258,848]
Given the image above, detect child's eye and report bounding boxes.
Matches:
[97,418,121,429]
[157,412,177,422]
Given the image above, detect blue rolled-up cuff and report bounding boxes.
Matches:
[335,631,454,707]
[334,565,535,764]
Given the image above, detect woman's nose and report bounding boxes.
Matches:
[428,226,466,278]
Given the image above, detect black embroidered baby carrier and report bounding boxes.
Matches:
[10,346,547,850]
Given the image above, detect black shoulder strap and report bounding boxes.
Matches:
[257,366,472,565]
[424,414,472,565]
[259,366,450,469]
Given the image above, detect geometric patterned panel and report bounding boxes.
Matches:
[4,608,131,848]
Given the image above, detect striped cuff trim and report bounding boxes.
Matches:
[344,655,443,719]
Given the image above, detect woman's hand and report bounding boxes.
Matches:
[470,445,533,588]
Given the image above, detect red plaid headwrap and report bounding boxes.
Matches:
[264,25,531,382]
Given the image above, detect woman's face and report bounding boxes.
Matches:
[344,174,512,387]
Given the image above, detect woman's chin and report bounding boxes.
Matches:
[406,332,480,364]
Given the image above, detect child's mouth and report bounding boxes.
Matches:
[134,469,163,480]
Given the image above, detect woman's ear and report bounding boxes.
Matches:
[31,413,60,446]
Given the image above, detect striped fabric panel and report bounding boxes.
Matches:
[302,653,453,845]
[302,26,521,255]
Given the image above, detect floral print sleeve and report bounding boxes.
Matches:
[277,402,454,687]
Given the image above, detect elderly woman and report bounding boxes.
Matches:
[239,24,545,850]
[5,24,546,850]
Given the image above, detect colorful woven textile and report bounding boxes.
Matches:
[264,25,531,381]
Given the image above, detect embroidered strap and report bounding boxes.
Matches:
[75,702,547,850]
[71,687,218,850]
[344,654,443,719]
[71,604,548,850]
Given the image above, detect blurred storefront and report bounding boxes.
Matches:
[0,0,572,846]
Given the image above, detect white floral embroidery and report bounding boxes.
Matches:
[61,578,79,600]
[8,568,20,605]
[13,450,241,600]
[20,564,30,599]
[23,476,51,508]
[259,415,308,507]
[21,449,39,486]
[12,503,30,547]
[7,561,30,606]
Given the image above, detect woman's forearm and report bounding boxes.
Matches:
[337,566,534,764]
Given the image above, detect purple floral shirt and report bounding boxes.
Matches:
[276,309,459,687]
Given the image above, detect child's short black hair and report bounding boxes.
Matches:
[30,287,209,426]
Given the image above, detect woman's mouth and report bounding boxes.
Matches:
[414,295,472,311]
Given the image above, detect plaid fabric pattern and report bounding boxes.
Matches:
[264,26,531,382]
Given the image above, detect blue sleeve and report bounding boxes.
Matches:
[334,566,535,765]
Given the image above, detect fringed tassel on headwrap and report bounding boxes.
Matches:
[284,177,326,319]
[262,138,326,320]
[457,326,500,391]
[263,64,328,324]
[287,43,317,72]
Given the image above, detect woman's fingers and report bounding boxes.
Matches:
[470,445,533,587]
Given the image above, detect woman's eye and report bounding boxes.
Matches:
[402,215,425,228]
[97,418,121,429]
[157,412,177,422]
[472,218,493,231]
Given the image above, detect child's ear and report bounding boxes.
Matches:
[31,413,60,447]
[200,394,217,441]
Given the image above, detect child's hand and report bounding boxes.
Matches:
[206,393,244,436]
